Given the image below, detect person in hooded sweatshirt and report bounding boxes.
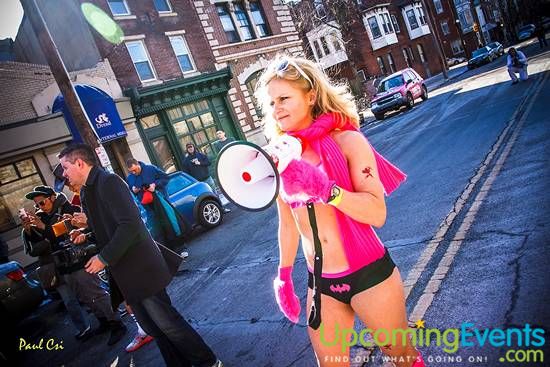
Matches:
[182,143,215,188]
[22,185,126,344]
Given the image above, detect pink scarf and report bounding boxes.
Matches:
[290,112,407,271]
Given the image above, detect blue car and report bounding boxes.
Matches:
[165,171,224,230]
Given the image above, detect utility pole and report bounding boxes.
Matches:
[420,0,449,79]
[20,0,100,149]
[470,0,486,46]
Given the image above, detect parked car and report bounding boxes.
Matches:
[467,46,495,69]
[0,261,44,323]
[446,56,467,66]
[370,68,428,120]
[487,41,504,57]
[517,24,536,40]
[166,171,224,230]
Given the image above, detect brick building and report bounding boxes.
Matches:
[290,0,507,101]
[15,0,304,172]
[292,0,447,102]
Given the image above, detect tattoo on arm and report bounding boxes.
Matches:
[362,167,374,179]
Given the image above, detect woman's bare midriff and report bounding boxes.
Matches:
[292,202,349,274]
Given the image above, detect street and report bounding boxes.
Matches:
[12,42,550,367]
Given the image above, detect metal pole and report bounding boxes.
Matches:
[20,0,100,149]
[420,0,449,79]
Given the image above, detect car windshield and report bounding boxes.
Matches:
[377,75,404,93]
[488,42,498,48]
[472,48,488,57]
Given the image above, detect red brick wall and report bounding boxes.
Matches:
[83,0,216,90]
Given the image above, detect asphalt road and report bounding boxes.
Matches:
[9,42,550,367]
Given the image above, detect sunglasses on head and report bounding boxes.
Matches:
[276,59,313,88]
[36,198,50,207]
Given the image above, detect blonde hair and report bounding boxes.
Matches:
[255,55,359,140]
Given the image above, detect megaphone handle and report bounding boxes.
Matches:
[306,203,323,330]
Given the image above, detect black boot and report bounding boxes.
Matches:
[95,317,110,335]
[107,320,127,346]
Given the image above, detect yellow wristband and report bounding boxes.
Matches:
[327,185,344,207]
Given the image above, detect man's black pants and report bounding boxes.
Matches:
[131,289,217,367]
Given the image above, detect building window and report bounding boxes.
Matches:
[357,69,366,81]
[403,48,411,67]
[0,158,44,232]
[368,16,382,39]
[233,2,254,41]
[441,20,450,35]
[407,46,415,61]
[391,14,401,33]
[451,39,464,54]
[417,6,427,25]
[166,100,219,158]
[169,36,195,73]
[457,6,474,31]
[312,39,323,58]
[331,33,342,51]
[377,56,387,75]
[387,53,396,73]
[433,0,444,14]
[250,1,270,37]
[406,9,419,30]
[245,70,263,117]
[320,37,330,55]
[126,41,156,82]
[107,0,130,16]
[217,4,240,43]
[314,0,327,18]
[154,0,172,12]
[417,43,426,62]
[380,13,394,34]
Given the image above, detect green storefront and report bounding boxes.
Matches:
[127,68,242,173]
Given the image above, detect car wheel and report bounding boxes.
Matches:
[374,113,385,120]
[406,93,414,110]
[198,199,223,228]
[421,85,428,101]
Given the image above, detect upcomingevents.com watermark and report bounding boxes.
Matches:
[319,320,546,364]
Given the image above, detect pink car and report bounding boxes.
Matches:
[370,68,428,120]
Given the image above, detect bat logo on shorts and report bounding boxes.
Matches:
[330,283,351,293]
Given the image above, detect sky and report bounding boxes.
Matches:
[0,0,24,40]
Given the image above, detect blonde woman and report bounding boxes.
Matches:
[256,56,425,367]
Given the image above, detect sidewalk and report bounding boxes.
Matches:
[359,64,468,126]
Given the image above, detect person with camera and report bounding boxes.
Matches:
[22,186,126,344]
[59,144,222,367]
[507,47,528,85]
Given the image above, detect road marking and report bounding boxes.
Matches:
[408,70,549,322]
[403,71,548,301]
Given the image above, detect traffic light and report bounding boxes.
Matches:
[473,23,479,32]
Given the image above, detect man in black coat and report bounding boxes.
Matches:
[59,144,221,367]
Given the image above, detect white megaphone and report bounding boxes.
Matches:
[216,135,302,211]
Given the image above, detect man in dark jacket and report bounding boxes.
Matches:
[22,186,124,343]
[182,143,215,188]
[59,144,222,367]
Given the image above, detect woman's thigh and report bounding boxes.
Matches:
[306,288,356,367]
[350,268,411,352]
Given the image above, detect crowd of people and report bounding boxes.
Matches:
[9,132,234,365]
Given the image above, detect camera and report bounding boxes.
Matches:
[52,239,99,271]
